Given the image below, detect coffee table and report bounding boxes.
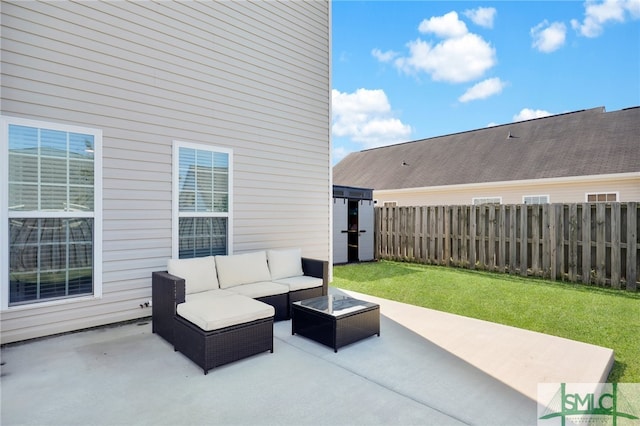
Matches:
[291,294,380,352]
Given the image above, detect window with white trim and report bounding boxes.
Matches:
[2,117,102,307]
[173,142,232,258]
[472,197,501,205]
[523,195,549,204]
[586,192,617,202]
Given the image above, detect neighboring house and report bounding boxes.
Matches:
[333,106,640,206]
[0,1,331,344]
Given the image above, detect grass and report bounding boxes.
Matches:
[332,260,640,383]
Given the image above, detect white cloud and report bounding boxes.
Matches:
[332,88,413,149]
[395,11,496,83]
[629,0,640,17]
[513,108,554,122]
[464,7,497,28]
[571,0,640,37]
[396,34,496,83]
[371,48,398,63]
[531,20,567,53]
[458,77,506,103]
[418,11,468,38]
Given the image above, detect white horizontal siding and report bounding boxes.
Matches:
[1,0,330,343]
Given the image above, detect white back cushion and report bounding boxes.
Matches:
[267,248,303,280]
[167,256,219,295]
[215,251,272,289]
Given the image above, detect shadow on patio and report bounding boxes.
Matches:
[1,288,613,426]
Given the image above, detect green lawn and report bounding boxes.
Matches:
[332,260,640,383]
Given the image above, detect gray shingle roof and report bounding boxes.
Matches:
[333,106,640,190]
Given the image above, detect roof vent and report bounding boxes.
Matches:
[507,131,518,139]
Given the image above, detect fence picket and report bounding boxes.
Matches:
[568,204,578,282]
[611,203,621,289]
[531,205,541,275]
[451,206,459,266]
[479,206,487,269]
[596,204,606,286]
[461,206,469,267]
[542,204,551,278]
[520,206,528,276]
[627,202,638,291]
[582,204,592,284]
[509,206,517,274]
[499,205,506,273]
[469,206,477,269]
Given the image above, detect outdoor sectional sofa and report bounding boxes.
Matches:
[152,249,328,374]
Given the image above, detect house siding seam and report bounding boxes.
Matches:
[0,1,331,344]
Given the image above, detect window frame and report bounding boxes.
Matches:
[1,116,103,310]
[172,141,233,259]
[472,197,502,205]
[585,192,618,202]
[523,195,550,204]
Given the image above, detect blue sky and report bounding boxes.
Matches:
[331,0,640,164]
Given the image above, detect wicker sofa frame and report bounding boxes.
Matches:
[151,256,328,374]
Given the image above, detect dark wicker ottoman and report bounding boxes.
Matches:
[174,315,274,375]
[291,295,380,352]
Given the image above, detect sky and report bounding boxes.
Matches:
[331,0,640,164]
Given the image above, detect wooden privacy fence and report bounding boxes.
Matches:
[375,202,639,291]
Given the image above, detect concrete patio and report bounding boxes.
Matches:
[1,288,613,426]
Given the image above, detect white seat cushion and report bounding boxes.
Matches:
[273,275,323,292]
[167,256,219,295]
[215,251,272,289]
[177,294,274,331]
[185,289,236,302]
[227,281,289,299]
[267,248,303,280]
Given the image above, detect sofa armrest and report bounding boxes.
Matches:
[152,271,186,345]
[301,257,329,296]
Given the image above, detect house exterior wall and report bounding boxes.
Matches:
[0,1,331,343]
[374,173,640,206]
